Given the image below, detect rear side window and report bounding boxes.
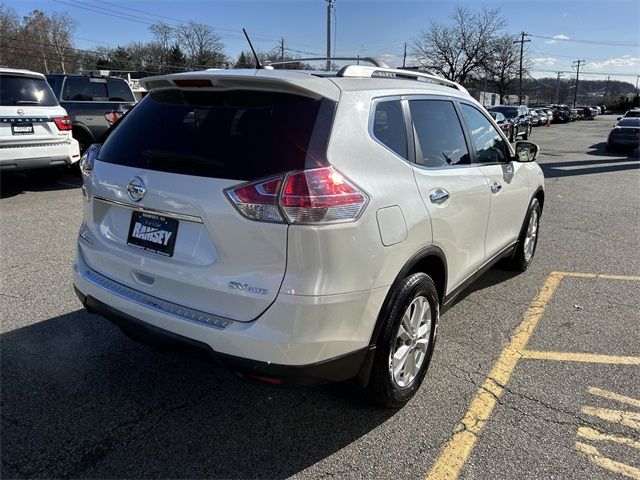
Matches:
[0,75,58,106]
[106,78,135,101]
[98,89,336,181]
[409,100,470,167]
[372,100,407,159]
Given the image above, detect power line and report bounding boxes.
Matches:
[528,34,639,47]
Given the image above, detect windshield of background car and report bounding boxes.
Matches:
[491,106,519,118]
[98,89,336,181]
[0,75,59,106]
[617,118,640,127]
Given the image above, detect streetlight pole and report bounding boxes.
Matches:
[326,0,334,72]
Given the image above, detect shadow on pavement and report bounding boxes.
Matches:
[0,169,81,199]
[540,149,638,178]
[0,309,393,479]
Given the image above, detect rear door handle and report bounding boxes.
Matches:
[429,188,450,204]
[490,181,502,193]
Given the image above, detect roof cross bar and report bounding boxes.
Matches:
[336,65,468,93]
[266,57,390,68]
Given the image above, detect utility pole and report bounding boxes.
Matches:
[326,0,334,71]
[603,75,610,104]
[572,59,585,107]
[514,32,530,105]
[402,42,407,68]
[554,72,563,104]
[279,37,285,62]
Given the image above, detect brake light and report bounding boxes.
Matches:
[226,167,368,224]
[53,116,72,131]
[104,111,123,125]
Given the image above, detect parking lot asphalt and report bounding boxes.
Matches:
[1,115,639,479]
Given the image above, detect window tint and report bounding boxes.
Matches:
[460,104,510,164]
[373,100,407,159]
[409,100,470,167]
[107,78,135,101]
[62,77,109,101]
[98,89,335,181]
[0,75,58,106]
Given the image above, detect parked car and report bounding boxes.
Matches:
[529,109,540,126]
[551,104,572,123]
[489,111,513,139]
[0,68,80,178]
[534,108,548,126]
[581,106,596,120]
[73,66,545,408]
[569,108,579,121]
[488,105,532,141]
[589,107,599,117]
[620,108,640,119]
[607,117,640,151]
[46,72,136,154]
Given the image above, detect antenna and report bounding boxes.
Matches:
[242,28,263,69]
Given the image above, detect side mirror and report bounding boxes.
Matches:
[80,143,101,176]
[515,141,539,162]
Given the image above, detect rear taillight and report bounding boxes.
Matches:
[226,167,368,225]
[53,116,72,131]
[104,111,123,125]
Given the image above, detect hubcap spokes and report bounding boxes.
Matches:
[524,210,538,262]
[390,296,432,387]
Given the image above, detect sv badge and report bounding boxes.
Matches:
[227,281,269,296]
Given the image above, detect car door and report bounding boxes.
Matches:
[459,102,531,258]
[407,98,491,293]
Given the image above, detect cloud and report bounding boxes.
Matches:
[532,57,558,66]
[588,56,640,69]
[545,34,570,44]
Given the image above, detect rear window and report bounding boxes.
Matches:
[490,106,519,118]
[98,89,336,180]
[618,118,640,127]
[0,75,58,107]
[62,77,134,102]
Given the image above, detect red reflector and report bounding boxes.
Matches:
[53,116,72,131]
[247,374,284,385]
[174,79,212,87]
[104,111,123,125]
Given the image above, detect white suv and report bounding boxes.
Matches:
[0,68,80,175]
[73,65,544,407]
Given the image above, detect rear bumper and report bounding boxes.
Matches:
[74,286,371,386]
[0,139,80,170]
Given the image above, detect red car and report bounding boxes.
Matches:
[489,111,514,142]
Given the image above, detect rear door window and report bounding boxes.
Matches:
[98,89,336,181]
[62,77,109,101]
[372,100,407,159]
[0,75,58,106]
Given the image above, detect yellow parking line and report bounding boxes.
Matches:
[575,442,640,479]
[425,271,565,480]
[588,387,640,408]
[581,406,640,431]
[522,350,640,365]
[577,426,640,450]
[558,272,640,281]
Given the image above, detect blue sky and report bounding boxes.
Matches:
[6,0,640,84]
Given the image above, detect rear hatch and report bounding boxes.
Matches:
[0,73,69,145]
[83,85,336,321]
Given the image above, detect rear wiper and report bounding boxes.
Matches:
[142,150,226,168]
[16,100,39,105]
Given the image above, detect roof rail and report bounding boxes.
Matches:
[336,65,468,94]
[266,57,389,68]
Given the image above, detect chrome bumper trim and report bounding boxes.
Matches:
[79,267,231,330]
[93,196,204,223]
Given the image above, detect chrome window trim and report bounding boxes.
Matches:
[93,195,204,223]
[80,266,232,330]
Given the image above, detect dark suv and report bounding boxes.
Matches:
[46,73,136,153]
[551,104,572,123]
[488,105,532,142]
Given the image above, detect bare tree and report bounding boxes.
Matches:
[48,12,77,73]
[483,33,523,100]
[176,21,226,68]
[0,3,20,66]
[412,6,506,84]
[149,22,173,67]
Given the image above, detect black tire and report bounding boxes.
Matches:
[523,125,532,140]
[366,273,439,408]
[509,127,514,143]
[28,167,63,185]
[505,198,541,271]
[74,129,93,156]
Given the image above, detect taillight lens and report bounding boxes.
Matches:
[53,116,72,131]
[226,167,368,225]
[104,111,123,125]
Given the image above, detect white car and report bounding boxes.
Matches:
[0,68,80,176]
[73,64,544,407]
